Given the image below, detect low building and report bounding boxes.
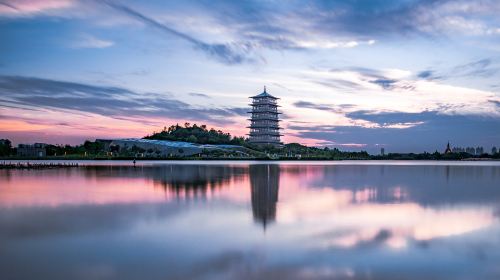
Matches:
[95,139,113,151]
[17,143,47,157]
[493,147,498,155]
[110,138,202,157]
[104,138,246,157]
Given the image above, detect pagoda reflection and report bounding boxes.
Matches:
[249,164,280,229]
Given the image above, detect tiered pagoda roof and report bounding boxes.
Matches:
[247,87,283,147]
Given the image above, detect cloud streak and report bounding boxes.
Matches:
[417,58,499,82]
[289,110,500,152]
[0,76,246,126]
[188,0,500,55]
[0,0,73,16]
[310,67,415,92]
[101,0,254,65]
[71,34,114,49]
[293,101,354,114]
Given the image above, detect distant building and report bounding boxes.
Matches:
[444,142,452,154]
[17,143,47,157]
[465,147,476,155]
[248,87,283,147]
[476,146,484,155]
[493,147,498,155]
[380,148,385,156]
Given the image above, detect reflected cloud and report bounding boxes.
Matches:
[0,202,181,240]
[311,202,495,250]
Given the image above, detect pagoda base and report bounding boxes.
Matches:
[248,141,284,148]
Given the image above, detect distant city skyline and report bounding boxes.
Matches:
[0,0,499,153]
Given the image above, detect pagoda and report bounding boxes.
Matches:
[444,141,452,154]
[248,87,283,147]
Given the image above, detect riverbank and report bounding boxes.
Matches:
[0,161,80,169]
[0,156,499,161]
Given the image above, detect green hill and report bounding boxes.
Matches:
[144,123,246,146]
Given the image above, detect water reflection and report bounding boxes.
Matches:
[1,162,500,280]
[95,165,248,200]
[249,165,280,229]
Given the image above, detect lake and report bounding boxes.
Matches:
[1,160,500,279]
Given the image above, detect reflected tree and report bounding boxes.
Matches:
[82,165,246,200]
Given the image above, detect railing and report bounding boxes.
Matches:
[249,127,281,132]
[250,119,280,122]
[249,130,281,135]
[251,99,277,105]
[249,137,281,142]
[250,104,278,109]
[250,113,280,118]
[249,125,281,129]
[250,109,280,114]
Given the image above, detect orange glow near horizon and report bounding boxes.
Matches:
[0,100,330,147]
[0,114,255,145]
[0,120,50,132]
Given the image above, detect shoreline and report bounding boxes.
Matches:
[1,157,499,161]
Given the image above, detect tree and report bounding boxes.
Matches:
[145,123,248,145]
[0,139,13,156]
[83,140,104,155]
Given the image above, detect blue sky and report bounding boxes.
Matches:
[0,0,499,153]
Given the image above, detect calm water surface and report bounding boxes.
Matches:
[1,160,500,280]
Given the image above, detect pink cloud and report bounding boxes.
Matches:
[0,0,74,15]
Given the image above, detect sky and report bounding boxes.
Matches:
[0,0,499,153]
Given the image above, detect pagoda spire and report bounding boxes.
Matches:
[444,141,452,154]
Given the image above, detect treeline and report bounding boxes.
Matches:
[4,132,499,160]
[143,124,370,158]
[45,141,104,156]
[281,143,370,159]
[145,123,246,146]
[0,139,13,156]
[0,139,104,157]
[371,151,500,160]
